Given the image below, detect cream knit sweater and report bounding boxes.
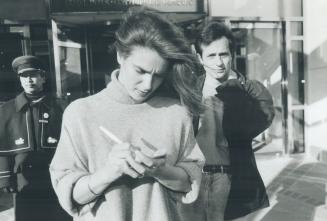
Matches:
[50,70,205,221]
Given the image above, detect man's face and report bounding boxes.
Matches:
[19,70,45,94]
[117,46,169,103]
[198,36,232,83]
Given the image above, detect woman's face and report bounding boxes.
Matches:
[117,46,169,103]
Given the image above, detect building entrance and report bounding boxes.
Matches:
[230,21,305,155]
[0,32,24,102]
[52,21,120,102]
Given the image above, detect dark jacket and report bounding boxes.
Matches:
[0,92,71,221]
[0,92,65,190]
[195,72,275,220]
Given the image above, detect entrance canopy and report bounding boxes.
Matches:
[51,11,205,26]
[49,0,205,25]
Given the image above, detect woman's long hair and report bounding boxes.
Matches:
[114,8,203,116]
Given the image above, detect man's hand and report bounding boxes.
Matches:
[216,79,249,106]
[216,78,274,138]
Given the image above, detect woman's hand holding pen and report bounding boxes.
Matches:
[73,143,148,204]
[103,143,167,180]
[99,126,167,180]
[133,148,191,193]
[73,126,187,205]
[102,143,146,179]
[133,148,167,178]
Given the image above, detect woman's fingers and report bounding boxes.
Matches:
[133,150,167,178]
[134,150,166,168]
[152,149,167,158]
[139,143,156,157]
[126,154,146,176]
[108,143,167,178]
[151,157,166,168]
[107,143,142,178]
[122,161,140,178]
[134,150,154,167]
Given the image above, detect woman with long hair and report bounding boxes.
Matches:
[50,9,204,221]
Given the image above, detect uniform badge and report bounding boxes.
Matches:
[15,138,24,145]
[43,113,49,119]
[47,137,58,144]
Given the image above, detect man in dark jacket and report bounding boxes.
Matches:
[179,22,275,221]
[0,55,71,221]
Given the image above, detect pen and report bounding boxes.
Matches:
[99,126,153,157]
[99,126,123,144]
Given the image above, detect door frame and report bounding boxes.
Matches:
[216,19,292,155]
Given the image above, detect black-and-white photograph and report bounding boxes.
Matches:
[0,0,326,221]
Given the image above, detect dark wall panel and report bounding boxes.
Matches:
[0,0,47,21]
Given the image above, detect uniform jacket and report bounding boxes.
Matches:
[0,92,65,191]
[195,72,275,220]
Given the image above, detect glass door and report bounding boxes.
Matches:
[86,25,119,94]
[52,21,120,101]
[231,22,287,155]
[51,20,89,102]
[0,32,23,102]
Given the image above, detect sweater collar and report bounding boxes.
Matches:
[105,69,142,105]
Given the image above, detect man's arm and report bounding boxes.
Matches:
[216,78,275,139]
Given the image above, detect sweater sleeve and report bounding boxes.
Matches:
[49,108,95,217]
[174,115,205,204]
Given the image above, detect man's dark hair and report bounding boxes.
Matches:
[195,21,235,56]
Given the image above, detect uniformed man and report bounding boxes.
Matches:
[0,55,71,221]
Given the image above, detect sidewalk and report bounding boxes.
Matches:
[235,153,327,221]
[0,153,327,221]
[0,191,13,221]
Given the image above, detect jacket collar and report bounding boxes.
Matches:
[197,69,246,93]
[15,92,51,112]
[15,92,29,112]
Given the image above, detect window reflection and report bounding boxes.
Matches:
[59,46,84,101]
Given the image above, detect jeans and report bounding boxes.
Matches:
[178,173,231,221]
